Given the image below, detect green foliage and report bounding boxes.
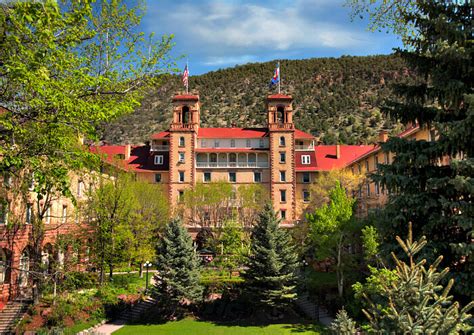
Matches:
[306,182,356,297]
[152,219,203,308]
[61,271,99,291]
[102,55,412,145]
[242,204,299,309]
[354,227,473,333]
[370,1,473,299]
[361,225,379,262]
[329,308,357,335]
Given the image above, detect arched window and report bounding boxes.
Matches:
[19,249,30,287]
[279,136,286,147]
[277,106,285,123]
[182,106,190,124]
[0,248,10,284]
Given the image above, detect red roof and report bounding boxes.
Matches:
[267,94,292,100]
[91,145,169,172]
[151,131,170,139]
[198,128,268,139]
[296,145,375,171]
[172,94,199,101]
[294,129,314,139]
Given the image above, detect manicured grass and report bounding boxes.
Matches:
[114,318,326,335]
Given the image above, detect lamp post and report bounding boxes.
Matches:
[144,261,152,294]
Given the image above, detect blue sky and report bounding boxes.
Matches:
[141,0,402,75]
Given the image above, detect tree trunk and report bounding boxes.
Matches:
[109,263,113,281]
[139,263,143,278]
[337,236,344,298]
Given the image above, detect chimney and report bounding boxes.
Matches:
[336,144,340,159]
[379,130,389,143]
[124,144,131,160]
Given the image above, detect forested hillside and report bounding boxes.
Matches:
[102,55,415,144]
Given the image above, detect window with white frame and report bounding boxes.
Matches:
[303,190,310,203]
[179,136,185,147]
[28,173,35,191]
[280,171,286,182]
[77,181,84,197]
[230,139,235,148]
[375,182,380,195]
[374,156,379,169]
[280,209,286,220]
[366,183,371,196]
[384,152,389,164]
[280,189,286,202]
[201,140,207,148]
[61,205,67,223]
[365,160,370,172]
[279,152,286,163]
[154,155,164,165]
[279,136,286,146]
[179,171,185,183]
[203,172,211,182]
[45,207,50,224]
[246,139,251,148]
[302,172,310,183]
[229,172,236,183]
[301,155,311,164]
[26,204,32,224]
[178,152,185,163]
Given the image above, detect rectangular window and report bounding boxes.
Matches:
[77,181,84,197]
[201,140,207,148]
[75,212,80,224]
[384,152,389,164]
[302,172,310,183]
[280,190,286,203]
[279,152,286,163]
[62,205,67,223]
[204,172,211,182]
[230,139,235,148]
[280,171,286,182]
[155,173,162,183]
[280,209,286,220]
[358,163,362,174]
[365,160,370,172]
[154,155,164,165]
[301,155,311,165]
[214,140,220,148]
[45,207,50,224]
[178,152,185,163]
[279,136,286,147]
[375,182,380,195]
[178,190,184,203]
[179,136,185,147]
[0,201,7,225]
[3,174,11,188]
[246,139,251,148]
[229,172,236,183]
[374,156,379,169]
[254,171,262,183]
[259,139,264,148]
[367,183,371,196]
[303,190,310,203]
[179,171,185,183]
[29,173,35,191]
[26,203,32,224]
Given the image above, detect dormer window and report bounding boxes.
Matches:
[154,155,164,165]
[301,155,310,165]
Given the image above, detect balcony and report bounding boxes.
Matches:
[150,145,170,151]
[295,144,314,151]
[196,152,269,169]
[196,162,269,168]
[269,123,294,130]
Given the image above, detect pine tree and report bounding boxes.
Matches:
[357,225,473,333]
[329,308,357,335]
[373,1,473,299]
[152,219,203,310]
[242,204,299,310]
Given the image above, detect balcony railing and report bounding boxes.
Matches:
[295,144,314,150]
[196,162,269,168]
[150,145,170,151]
[269,123,294,130]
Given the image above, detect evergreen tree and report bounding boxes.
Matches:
[242,204,298,310]
[354,225,473,333]
[372,1,473,299]
[329,308,357,335]
[152,219,202,310]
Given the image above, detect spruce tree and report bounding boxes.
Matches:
[373,1,473,299]
[356,226,473,333]
[152,219,202,310]
[243,204,299,310]
[329,308,357,335]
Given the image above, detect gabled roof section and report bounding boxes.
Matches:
[91,145,169,172]
[151,131,170,139]
[172,94,199,101]
[294,129,315,139]
[198,127,268,139]
[267,93,292,100]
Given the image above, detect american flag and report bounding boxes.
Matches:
[182,64,189,90]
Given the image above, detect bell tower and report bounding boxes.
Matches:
[169,94,200,209]
[267,94,296,224]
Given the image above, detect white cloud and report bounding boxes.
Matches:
[203,55,258,66]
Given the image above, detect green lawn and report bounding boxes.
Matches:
[114,318,326,335]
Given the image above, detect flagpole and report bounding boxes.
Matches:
[186,59,189,94]
[278,61,281,94]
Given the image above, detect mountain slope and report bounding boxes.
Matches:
[102,55,414,145]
